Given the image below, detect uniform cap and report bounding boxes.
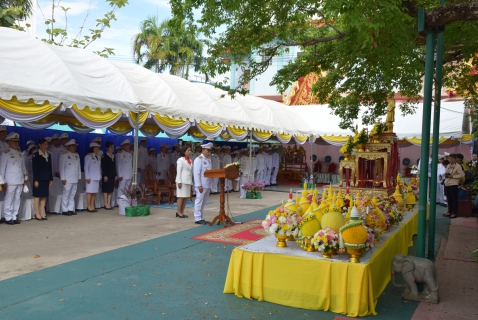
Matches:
[90,142,100,148]
[44,137,51,143]
[65,139,78,146]
[92,137,102,142]
[116,146,122,150]
[26,140,35,145]
[28,144,37,150]
[0,125,6,132]
[201,142,213,149]
[6,132,19,141]
[444,152,450,156]
[121,139,130,146]
[140,138,147,142]
[149,147,156,152]
[51,134,59,140]
[60,133,69,140]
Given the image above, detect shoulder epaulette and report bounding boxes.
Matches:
[4,149,9,153]
[62,151,68,154]
[198,155,203,159]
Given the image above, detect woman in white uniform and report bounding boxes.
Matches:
[175,146,193,218]
[84,142,101,212]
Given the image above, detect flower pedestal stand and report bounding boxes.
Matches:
[125,205,150,217]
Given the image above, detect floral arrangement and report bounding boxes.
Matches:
[376,196,403,226]
[339,136,355,154]
[242,180,265,193]
[370,120,387,136]
[262,207,301,236]
[119,183,153,206]
[311,228,340,253]
[364,226,375,249]
[353,128,369,144]
[225,161,242,168]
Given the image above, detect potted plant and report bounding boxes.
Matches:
[119,183,153,217]
[369,119,387,143]
[354,128,369,152]
[339,136,355,160]
[251,180,265,198]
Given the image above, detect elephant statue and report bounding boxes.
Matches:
[391,254,439,303]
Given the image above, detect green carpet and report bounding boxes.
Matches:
[0,204,450,320]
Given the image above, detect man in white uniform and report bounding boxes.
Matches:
[0,126,8,153]
[271,146,280,185]
[137,138,148,185]
[0,132,27,224]
[148,147,157,173]
[437,155,446,205]
[22,140,35,157]
[117,140,133,213]
[239,149,252,198]
[210,146,221,194]
[264,148,273,185]
[59,139,81,216]
[222,146,232,191]
[231,150,240,191]
[169,143,181,168]
[193,142,213,224]
[52,133,69,178]
[156,144,170,180]
[255,147,265,182]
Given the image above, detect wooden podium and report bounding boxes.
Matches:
[204,165,240,227]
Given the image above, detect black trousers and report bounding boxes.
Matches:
[444,185,458,215]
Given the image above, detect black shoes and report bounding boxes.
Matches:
[14,219,20,224]
[6,220,14,225]
[69,211,77,215]
[62,212,72,216]
[42,216,48,220]
[34,215,43,221]
[176,213,188,218]
[86,209,95,213]
[194,220,209,225]
[104,207,113,210]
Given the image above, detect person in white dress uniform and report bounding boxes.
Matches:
[169,144,181,168]
[437,156,446,205]
[0,132,28,224]
[231,151,240,191]
[239,149,253,198]
[84,142,102,212]
[264,148,273,185]
[117,140,133,214]
[91,137,104,159]
[148,147,157,173]
[22,140,35,157]
[221,146,232,191]
[156,144,170,180]
[193,142,213,224]
[210,146,221,194]
[52,133,69,178]
[59,139,81,216]
[255,147,265,183]
[271,146,280,185]
[176,145,193,218]
[137,138,148,185]
[0,126,9,153]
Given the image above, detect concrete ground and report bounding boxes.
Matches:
[0,189,476,319]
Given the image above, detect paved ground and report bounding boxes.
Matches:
[0,189,474,319]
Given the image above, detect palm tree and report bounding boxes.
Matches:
[133,17,204,78]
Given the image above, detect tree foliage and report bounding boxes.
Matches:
[0,0,33,30]
[38,0,128,57]
[133,17,204,78]
[170,0,478,129]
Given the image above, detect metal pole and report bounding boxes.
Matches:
[428,16,445,259]
[417,31,437,258]
[249,131,253,181]
[310,137,313,176]
[132,112,140,187]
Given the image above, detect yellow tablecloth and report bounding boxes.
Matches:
[224,210,418,317]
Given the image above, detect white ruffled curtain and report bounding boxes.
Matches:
[154,118,192,138]
[107,127,133,136]
[293,136,308,145]
[67,122,95,133]
[140,128,162,137]
[19,120,58,130]
[0,107,56,122]
[195,124,225,139]
[275,134,292,144]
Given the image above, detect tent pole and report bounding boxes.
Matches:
[132,112,140,187]
[249,131,253,181]
[310,137,313,176]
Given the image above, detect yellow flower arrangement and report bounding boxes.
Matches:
[339,136,355,154]
[370,120,387,136]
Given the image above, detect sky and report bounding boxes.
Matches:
[34,0,178,64]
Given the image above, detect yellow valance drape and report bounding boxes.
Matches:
[142,123,162,134]
[295,134,308,143]
[227,126,248,136]
[277,132,292,140]
[72,105,122,123]
[154,114,189,127]
[0,97,59,115]
[129,111,149,123]
[321,135,350,143]
[253,129,273,140]
[189,129,206,138]
[221,132,231,139]
[108,121,132,131]
[197,121,223,134]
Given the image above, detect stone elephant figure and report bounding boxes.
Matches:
[391,254,439,303]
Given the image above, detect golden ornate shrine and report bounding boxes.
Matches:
[283,72,321,105]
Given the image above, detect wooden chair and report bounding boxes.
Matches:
[313,161,322,173]
[144,164,172,205]
[327,162,337,174]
